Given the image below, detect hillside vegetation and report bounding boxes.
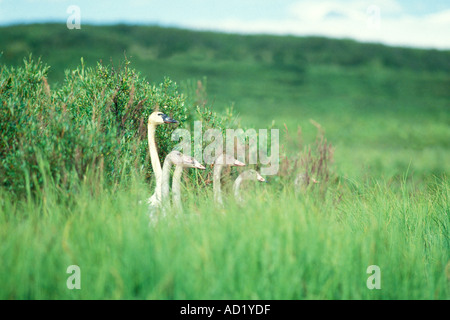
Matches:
[0,24,449,300]
[1,24,449,181]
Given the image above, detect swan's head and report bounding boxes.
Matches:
[168,151,206,170]
[215,154,245,167]
[241,169,266,182]
[255,171,266,182]
[188,157,206,170]
[148,110,178,125]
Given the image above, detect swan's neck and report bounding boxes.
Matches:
[233,174,244,202]
[213,164,224,205]
[148,123,162,199]
[172,166,184,212]
[161,156,174,203]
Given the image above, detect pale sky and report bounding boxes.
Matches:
[1,0,450,49]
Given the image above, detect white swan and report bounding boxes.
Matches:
[146,110,177,209]
[213,154,245,205]
[233,169,265,204]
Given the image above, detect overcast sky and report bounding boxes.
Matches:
[1,0,449,49]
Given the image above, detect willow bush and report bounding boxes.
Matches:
[0,56,229,198]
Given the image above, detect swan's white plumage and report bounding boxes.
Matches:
[145,110,177,217]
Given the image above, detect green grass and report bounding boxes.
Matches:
[0,24,449,300]
[0,174,448,299]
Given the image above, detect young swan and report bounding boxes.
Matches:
[233,169,266,204]
[161,151,205,212]
[146,110,178,208]
[172,156,206,213]
[213,154,246,206]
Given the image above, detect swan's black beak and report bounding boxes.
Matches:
[162,114,178,124]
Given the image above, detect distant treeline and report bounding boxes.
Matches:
[1,24,449,80]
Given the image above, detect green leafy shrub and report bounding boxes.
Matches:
[0,56,229,198]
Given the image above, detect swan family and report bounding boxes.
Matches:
[146,110,265,215]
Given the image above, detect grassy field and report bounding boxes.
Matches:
[0,24,449,300]
[1,175,448,299]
